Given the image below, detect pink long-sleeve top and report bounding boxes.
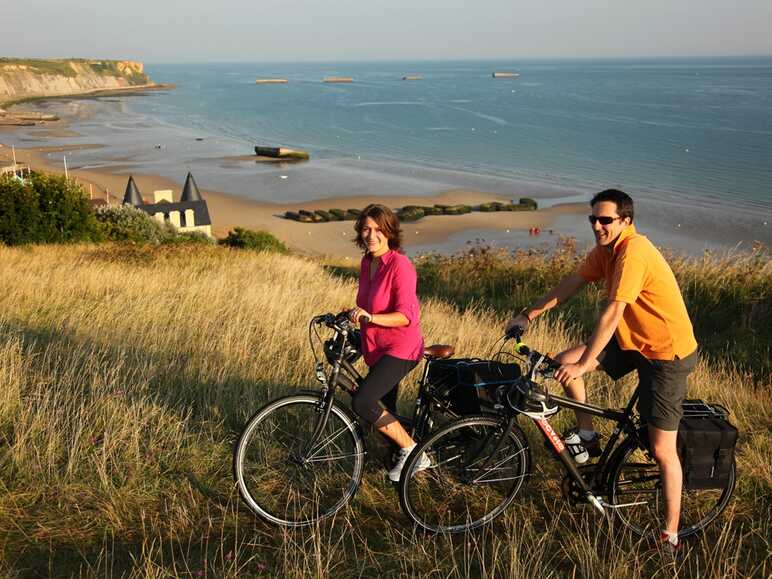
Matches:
[356,250,424,367]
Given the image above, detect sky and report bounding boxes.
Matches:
[2,0,772,63]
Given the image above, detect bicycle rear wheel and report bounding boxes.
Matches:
[233,394,365,527]
[398,414,530,533]
[608,437,735,539]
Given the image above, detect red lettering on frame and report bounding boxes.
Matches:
[536,419,566,453]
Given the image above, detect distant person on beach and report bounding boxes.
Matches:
[348,204,429,482]
[507,189,698,549]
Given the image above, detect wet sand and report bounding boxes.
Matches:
[1,136,584,258]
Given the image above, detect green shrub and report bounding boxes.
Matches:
[96,205,176,244]
[167,231,215,245]
[32,173,102,243]
[0,172,101,245]
[0,175,44,245]
[221,227,288,253]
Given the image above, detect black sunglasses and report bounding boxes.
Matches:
[588,215,623,225]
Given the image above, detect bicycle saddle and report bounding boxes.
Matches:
[424,345,455,359]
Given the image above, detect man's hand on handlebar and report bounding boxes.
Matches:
[553,361,589,386]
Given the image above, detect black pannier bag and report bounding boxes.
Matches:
[427,358,521,415]
[677,400,738,490]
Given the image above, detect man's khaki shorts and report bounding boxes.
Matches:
[597,336,698,431]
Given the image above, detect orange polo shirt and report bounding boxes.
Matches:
[577,224,698,360]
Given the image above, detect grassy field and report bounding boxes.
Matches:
[0,242,769,577]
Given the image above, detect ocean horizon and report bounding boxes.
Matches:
[7,56,772,253]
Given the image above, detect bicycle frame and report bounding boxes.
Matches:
[474,336,653,515]
[525,389,645,513]
[303,314,443,457]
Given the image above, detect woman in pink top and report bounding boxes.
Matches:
[348,204,429,482]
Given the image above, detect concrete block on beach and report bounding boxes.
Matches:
[255,79,288,84]
[477,201,504,212]
[443,204,472,215]
[323,77,354,83]
[314,210,332,222]
[254,146,310,160]
[398,206,425,222]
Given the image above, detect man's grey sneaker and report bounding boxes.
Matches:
[563,429,602,464]
[388,446,431,482]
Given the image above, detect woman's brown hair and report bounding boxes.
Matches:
[353,204,403,253]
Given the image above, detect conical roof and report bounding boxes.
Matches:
[122,176,143,206]
[180,172,203,202]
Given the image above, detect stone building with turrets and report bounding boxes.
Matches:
[123,173,212,236]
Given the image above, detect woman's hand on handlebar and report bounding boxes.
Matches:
[348,307,372,324]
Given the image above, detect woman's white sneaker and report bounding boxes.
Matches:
[389,445,431,482]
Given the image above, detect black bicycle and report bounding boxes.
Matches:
[397,329,736,537]
[233,312,517,527]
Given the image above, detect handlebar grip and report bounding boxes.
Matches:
[505,326,524,341]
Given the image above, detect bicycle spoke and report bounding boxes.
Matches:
[399,416,530,533]
[235,396,364,527]
[306,424,355,459]
[609,438,735,539]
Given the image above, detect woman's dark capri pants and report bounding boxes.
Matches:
[597,337,698,431]
[352,355,418,425]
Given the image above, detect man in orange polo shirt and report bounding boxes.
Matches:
[507,189,698,549]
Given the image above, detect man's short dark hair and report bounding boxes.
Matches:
[591,189,634,223]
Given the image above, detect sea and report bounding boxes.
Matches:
[6,57,772,254]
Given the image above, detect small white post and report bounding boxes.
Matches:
[89,184,93,199]
[63,156,68,180]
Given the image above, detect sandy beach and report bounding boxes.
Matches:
[0,120,585,258]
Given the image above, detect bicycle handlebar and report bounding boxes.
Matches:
[312,312,357,332]
[503,327,561,378]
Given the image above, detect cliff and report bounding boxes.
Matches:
[0,58,154,106]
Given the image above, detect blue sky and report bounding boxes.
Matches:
[3,0,772,62]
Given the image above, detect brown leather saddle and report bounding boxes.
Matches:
[423,344,455,360]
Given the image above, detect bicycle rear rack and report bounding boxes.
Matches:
[682,399,730,419]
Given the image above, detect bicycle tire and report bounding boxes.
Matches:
[233,393,365,527]
[607,436,735,539]
[398,414,531,533]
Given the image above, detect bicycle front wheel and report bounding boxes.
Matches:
[398,414,530,533]
[233,394,365,527]
[608,437,735,539]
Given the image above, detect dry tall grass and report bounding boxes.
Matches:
[0,243,769,577]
